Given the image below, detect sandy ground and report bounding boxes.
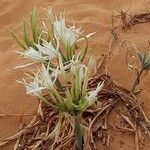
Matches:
[0,0,150,149]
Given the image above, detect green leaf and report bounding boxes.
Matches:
[137,51,150,70]
[22,19,32,47]
[79,35,88,62]
[142,53,147,65]
[73,98,88,112]
[30,7,38,43]
[30,7,43,45]
[136,51,143,63]
[10,31,26,50]
[47,21,53,42]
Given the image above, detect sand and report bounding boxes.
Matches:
[0,0,150,149]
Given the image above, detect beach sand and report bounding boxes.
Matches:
[0,0,150,149]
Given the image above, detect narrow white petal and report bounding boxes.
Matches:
[87,81,104,106]
[14,62,35,69]
[76,32,96,43]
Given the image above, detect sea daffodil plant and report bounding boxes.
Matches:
[12,7,103,150]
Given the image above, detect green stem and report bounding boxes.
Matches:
[75,116,83,150]
[79,35,88,62]
[131,68,144,94]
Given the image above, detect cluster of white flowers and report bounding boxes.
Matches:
[15,8,95,68]
[16,8,103,113]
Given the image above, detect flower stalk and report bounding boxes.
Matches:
[75,116,83,150]
[130,68,144,94]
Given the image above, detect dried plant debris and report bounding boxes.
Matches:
[112,7,150,31]
[129,13,150,27]
[0,73,150,150]
[112,7,132,31]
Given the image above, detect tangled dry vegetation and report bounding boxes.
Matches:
[0,7,150,150]
[1,58,150,150]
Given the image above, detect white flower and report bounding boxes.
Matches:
[15,41,59,69]
[16,47,45,62]
[53,17,81,46]
[64,27,80,46]
[43,8,95,47]
[70,60,86,87]
[53,17,95,46]
[17,74,45,97]
[87,81,104,106]
[53,17,66,38]
[19,41,58,62]
[26,80,44,97]
[40,64,59,89]
[36,40,58,60]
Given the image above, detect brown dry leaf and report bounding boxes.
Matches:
[14,138,20,150]
[141,110,150,124]
[0,130,24,146]
[106,135,110,150]
[116,126,135,132]
[38,102,44,120]
[138,128,145,144]
[135,131,140,150]
[83,127,91,150]
[121,114,136,131]
[0,113,35,117]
